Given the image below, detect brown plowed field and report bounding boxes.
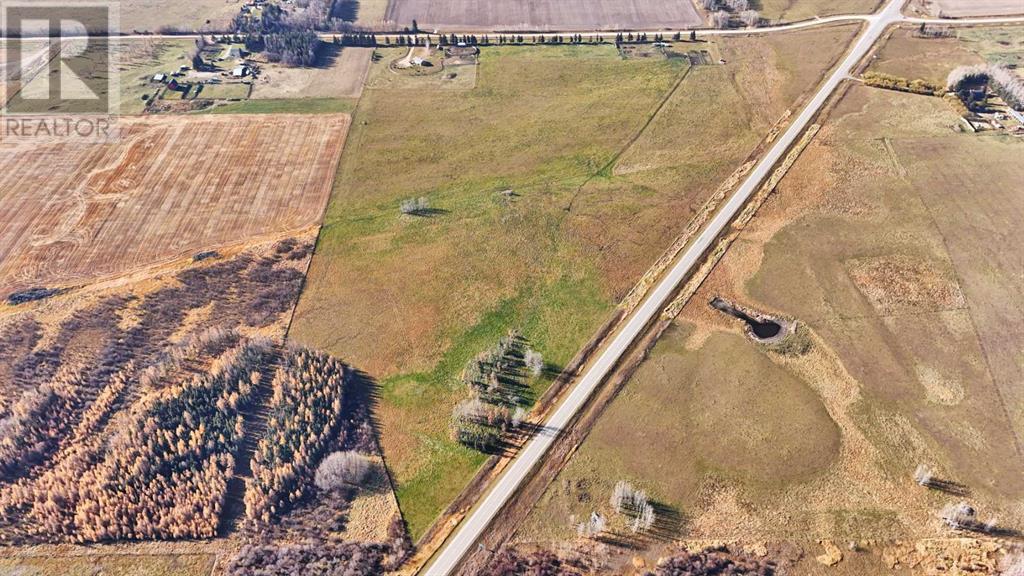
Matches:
[0,114,349,295]
[384,0,703,31]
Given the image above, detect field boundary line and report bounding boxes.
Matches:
[564,61,695,212]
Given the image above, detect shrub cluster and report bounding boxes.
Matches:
[245,347,348,524]
[646,547,774,576]
[314,450,374,492]
[225,542,388,576]
[482,548,587,576]
[862,71,943,96]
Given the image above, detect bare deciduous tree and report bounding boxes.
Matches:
[576,511,606,538]
[314,450,374,491]
[740,9,761,27]
[400,197,431,215]
[525,349,544,377]
[914,463,933,486]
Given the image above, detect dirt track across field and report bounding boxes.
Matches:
[385,0,704,31]
[0,114,350,296]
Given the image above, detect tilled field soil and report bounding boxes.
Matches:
[0,113,350,296]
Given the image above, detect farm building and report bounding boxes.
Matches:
[232,66,250,78]
[152,73,166,82]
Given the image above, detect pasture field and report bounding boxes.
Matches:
[869,25,1024,85]
[354,0,392,28]
[919,0,1024,17]
[384,0,703,32]
[202,97,358,114]
[251,46,374,100]
[117,0,242,34]
[514,80,1024,573]
[758,0,881,22]
[290,24,860,539]
[195,81,251,100]
[0,114,349,297]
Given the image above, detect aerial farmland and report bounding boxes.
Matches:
[385,0,703,31]
[0,0,1023,575]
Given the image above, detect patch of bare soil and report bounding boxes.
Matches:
[847,254,966,316]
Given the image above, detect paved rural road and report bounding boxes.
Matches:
[421,0,912,574]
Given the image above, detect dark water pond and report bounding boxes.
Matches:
[710,297,782,340]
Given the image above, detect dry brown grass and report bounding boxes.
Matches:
[758,0,881,22]
[0,114,350,297]
[869,25,1024,86]
[514,80,1024,571]
[118,0,242,33]
[0,553,217,576]
[252,46,374,100]
[917,0,1024,17]
[384,0,702,31]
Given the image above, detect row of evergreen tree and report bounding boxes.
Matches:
[336,30,700,48]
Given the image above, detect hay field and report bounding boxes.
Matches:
[384,0,703,32]
[354,0,392,28]
[869,25,1024,85]
[922,0,1024,17]
[0,114,350,297]
[251,46,374,100]
[290,25,860,539]
[515,81,1024,573]
[758,0,881,22]
[118,0,242,33]
[3,0,244,34]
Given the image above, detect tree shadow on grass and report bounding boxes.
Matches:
[923,478,970,497]
[594,501,687,550]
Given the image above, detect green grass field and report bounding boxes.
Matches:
[290,25,860,540]
[200,97,358,115]
[516,79,1024,562]
[195,82,251,100]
